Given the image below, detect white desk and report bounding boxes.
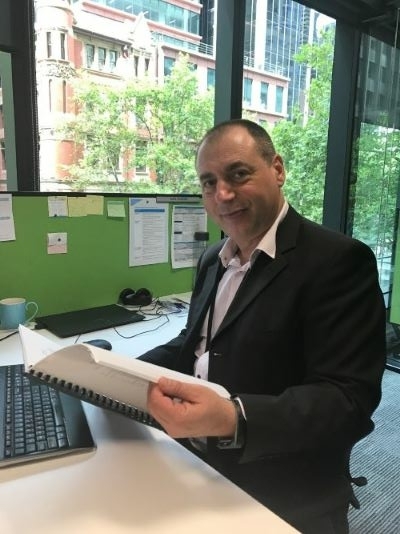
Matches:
[0,311,298,534]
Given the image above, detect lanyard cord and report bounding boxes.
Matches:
[205,263,226,351]
[205,295,216,352]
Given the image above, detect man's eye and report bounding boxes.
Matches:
[201,179,216,191]
[232,170,249,181]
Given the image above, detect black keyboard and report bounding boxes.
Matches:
[5,365,68,458]
[0,364,96,467]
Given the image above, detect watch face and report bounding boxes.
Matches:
[217,436,235,449]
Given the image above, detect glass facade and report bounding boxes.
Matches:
[348,29,400,369]
[349,34,400,294]
[84,0,200,35]
[263,0,316,118]
[242,0,334,223]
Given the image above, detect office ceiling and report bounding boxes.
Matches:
[302,0,400,45]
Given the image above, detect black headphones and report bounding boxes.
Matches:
[119,287,153,307]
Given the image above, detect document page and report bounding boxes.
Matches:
[19,326,230,412]
[128,198,168,266]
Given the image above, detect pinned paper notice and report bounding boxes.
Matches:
[68,197,87,217]
[107,200,126,218]
[48,196,68,217]
[47,232,67,254]
[0,194,16,241]
[86,195,104,215]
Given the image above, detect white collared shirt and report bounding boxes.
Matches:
[194,200,289,380]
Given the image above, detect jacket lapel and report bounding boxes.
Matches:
[213,206,302,339]
[214,253,287,338]
[185,259,224,339]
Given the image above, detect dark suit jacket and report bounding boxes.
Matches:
[140,206,386,526]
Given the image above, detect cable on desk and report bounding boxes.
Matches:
[113,313,170,339]
[0,330,19,342]
[114,300,188,340]
[72,298,188,343]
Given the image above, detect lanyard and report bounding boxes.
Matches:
[205,295,216,352]
[205,262,226,351]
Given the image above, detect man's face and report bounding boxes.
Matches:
[196,126,285,254]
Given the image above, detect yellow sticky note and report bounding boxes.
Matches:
[68,197,87,217]
[86,195,104,215]
[107,201,125,218]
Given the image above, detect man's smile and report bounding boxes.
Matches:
[219,207,247,219]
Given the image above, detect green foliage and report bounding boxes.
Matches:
[350,124,400,256]
[60,54,213,192]
[271,28,335,223]
[271,24,399,273]
[61,30,399,269]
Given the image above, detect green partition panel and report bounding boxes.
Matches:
[390,221,400,324]
[0,194,220,316]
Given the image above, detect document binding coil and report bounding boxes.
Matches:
[26,369,164,431]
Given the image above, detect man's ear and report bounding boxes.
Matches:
[272,154,285,187]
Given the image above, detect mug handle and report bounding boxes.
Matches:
[25,301,39,323]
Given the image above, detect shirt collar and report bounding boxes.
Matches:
[219,200,289,267]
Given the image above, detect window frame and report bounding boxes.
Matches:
[3,0,400,194]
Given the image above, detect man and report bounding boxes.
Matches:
[139,119,386,533]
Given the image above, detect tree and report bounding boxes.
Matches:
[60,54,213,192]
[271,25,400,268]
[271,28,335,223]
[350,123,400,254]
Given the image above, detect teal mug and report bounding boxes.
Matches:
[0,297,39,330]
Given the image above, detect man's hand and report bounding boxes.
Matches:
[147,377,236,439]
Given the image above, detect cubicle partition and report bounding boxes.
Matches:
[0,193,220,316]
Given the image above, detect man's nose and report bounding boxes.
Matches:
[215,180,235,202]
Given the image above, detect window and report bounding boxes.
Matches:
[243,1,335,224]
[260,81,269,108]
[0,51,17,190]
[207,68,215,88]
[109,50,118,72]
[243,77,253,105]
[348,35,400,299]
[46,32,52,58]
[62,80,67,113]
[30,0,214,193]
[135,141,147,174]
[275,86,284,113]
[60,33,66,60]
[164,57,175,76]
[98,47,106,70]
[86,44,95,68]
[27,0,335,198]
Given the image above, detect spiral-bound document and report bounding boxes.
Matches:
[19,326,230,430]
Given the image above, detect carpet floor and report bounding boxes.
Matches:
[349,369,400,533]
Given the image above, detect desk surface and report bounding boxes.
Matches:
[0,308,298,534]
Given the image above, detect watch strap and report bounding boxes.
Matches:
[216,397,246,450]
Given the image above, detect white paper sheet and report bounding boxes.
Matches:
[48,196,68,217]
[19,325,229,412]
[171,205,207,268]
[128,198,168,266]
[0,194,15,241]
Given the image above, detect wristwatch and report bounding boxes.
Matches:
[216,397,246,450]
